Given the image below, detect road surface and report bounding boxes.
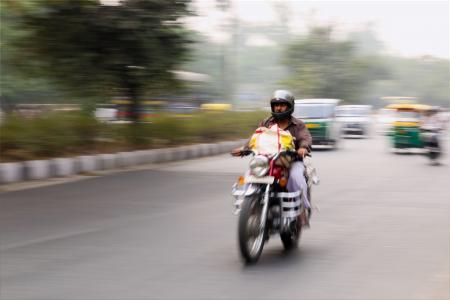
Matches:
[1,133,449,300]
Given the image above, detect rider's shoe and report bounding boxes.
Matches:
[298,211,310,228]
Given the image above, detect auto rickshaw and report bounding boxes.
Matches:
[386,103,431,149]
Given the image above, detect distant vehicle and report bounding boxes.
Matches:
[437,108,450,129]
[293,99,341,149]
[421,125,441,164]
[200,103,232,111]
[375,108,396,135]
[377,96,417,135]
[111,98,168,121]
[165,102,199,118]
[336,105,373,137]
[94,108,118,122]
[386,103,431,150]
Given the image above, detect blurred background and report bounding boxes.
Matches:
[1,0,449,160]
[0,1,449,300]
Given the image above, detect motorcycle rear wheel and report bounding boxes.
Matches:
[280,219,301,250]
[238,195,266,264]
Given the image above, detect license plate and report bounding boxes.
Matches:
[244,176,274,184]
[306,123,320,128]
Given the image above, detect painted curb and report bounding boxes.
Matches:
[50,158,76,177]
[0,162,24,183]
[24,160,51,180]
[76,155,99,173]
[117,152,140,168]
[138,149,158,164]
[98,153,117,170]
[0,139,247,184]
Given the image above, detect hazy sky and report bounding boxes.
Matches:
[188,0,450,59]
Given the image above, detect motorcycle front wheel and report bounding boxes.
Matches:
[238,195,266,264]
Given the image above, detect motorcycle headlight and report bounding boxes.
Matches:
[249,155,270,177]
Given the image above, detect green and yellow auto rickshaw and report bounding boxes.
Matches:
[387,103,431,149]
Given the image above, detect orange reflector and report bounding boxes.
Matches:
[238,176,245,186]
[279,177,288,187]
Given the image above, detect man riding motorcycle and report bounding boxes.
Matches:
[421,106,444,163]
[422,106,445,131]
[231,90,313,224]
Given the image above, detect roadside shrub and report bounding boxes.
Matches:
[0,110,268,162]
[150,114,190,146]
[0,112,100,161]
[184,111,267,142]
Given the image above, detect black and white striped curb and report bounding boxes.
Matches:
[0,140,246,184]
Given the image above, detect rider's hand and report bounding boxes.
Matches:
[231,147,243,157]
[297,148,308,158]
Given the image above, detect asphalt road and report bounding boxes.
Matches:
[1,132,449,300]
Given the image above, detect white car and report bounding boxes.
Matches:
[94,108,118,123]
[336,105,373,137]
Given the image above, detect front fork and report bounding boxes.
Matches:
[232,183,271,233]
[259,184,271,233]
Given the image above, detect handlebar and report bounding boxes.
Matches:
[421,127,441,132]
[237,149,311,160]
[240,149,253,157]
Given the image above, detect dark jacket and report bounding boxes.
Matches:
[245,116,312,151]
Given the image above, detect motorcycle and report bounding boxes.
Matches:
[421,126,441,164]
[231,149,318,263]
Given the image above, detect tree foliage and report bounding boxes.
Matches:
[1,0,67,108]
[372,56,450,107]
[282,26,388,102]
[2,0,193,116]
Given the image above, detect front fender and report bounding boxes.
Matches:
[232,183,263,198]
[232,184,265,215]
[244,184,261,196]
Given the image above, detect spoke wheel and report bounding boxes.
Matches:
[238,195,266,264]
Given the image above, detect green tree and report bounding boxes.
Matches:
[282,26,387,103]
[369,56,450,107]
[1,0,67,109]
[3,0,193,121]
